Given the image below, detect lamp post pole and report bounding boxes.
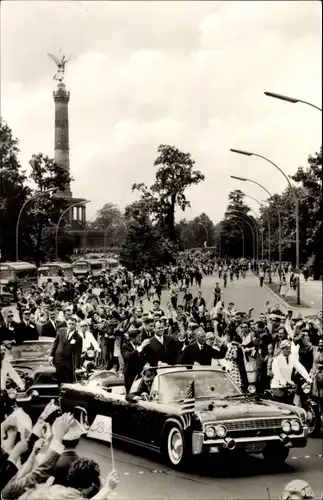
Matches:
[232,221,245,258]
[231,175,283,269]
[55,200,90,261]
[230,149,300,304]
[198,222,209,247]
[228,210,257,261]
[83,213,97,255]
[242,192,272,283]
[16,188,58,261]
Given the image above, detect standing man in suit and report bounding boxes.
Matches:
[16,309,39,344]
[121,329,150,394]
[49,318,83,385]
[179,327,227,365]
[41,308,59,338]
[143,320,179,366]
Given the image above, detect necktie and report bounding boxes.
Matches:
[286,356,289,364]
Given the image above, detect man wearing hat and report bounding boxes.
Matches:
[271,340,312,395]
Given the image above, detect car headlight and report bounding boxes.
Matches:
[215,425,227,438]
[281,420,291,433]
[87,350,95,359]
[291,419,301,432]
[205,426,216,438]
[8,388,17,400]
[247,384,256,394]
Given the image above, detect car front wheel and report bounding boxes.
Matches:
[164,425,188,467]
[262,443,289,466]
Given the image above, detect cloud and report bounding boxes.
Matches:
[1,0,321,222]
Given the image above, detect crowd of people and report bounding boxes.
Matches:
[0,253,322,500]
[1,400,119,499]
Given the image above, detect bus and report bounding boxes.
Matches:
[106,257,119,270]
[86,259,104,277]
[0,262,38,292]
[72,259,91,278]
[38,262,73,287]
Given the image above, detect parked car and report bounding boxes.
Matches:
[6,339,123,422]
[0,284,14,306]
[59,365,308,468]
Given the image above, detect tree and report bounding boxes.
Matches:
[133,145,205,241]
[292,147,322,278]
[90,202,122,230]
[120,201,175,272]
[0,119,31,261]
[28,153,72,265]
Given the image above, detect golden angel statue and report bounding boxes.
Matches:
[47,51,71,82]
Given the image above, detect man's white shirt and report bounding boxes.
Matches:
[271,353,311,388]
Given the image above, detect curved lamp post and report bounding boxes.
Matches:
[198,222,209,246]
[230,175,282,267]
[16,188,58,261]
[230,148,300,303]
[227,210,257,261]
[241,192,272,283]
[264,92,322,112]
[231,221,245,258]
[55,200,90,261]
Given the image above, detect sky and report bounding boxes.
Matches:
[1,0,322,222]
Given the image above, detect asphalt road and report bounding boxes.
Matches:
[80,272,323,500]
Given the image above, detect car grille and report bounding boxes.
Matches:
[224,418,283,432]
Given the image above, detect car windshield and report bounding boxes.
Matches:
[9,339,54,361]
[158,370,241,403]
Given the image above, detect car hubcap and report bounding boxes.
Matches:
[168,429,183,465]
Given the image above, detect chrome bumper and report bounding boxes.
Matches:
[192,428,308,455]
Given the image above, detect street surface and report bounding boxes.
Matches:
[80,273,323,500]
[267,273,322,314]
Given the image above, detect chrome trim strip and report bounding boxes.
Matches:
[112,433,159,452]
[203,432,306,445]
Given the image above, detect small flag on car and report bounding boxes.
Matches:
[180,380,195,430]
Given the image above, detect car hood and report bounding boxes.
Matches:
[194,397,303,424]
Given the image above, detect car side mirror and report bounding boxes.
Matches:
[126,394,139,403]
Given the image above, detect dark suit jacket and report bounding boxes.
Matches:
[41,320,58,338]
[193,297,206,308]
[0,321,19,343]
[121,341,146,393]
[143,335,179,366]
[178,341,227,365]
[15,321,39,344]
[51,328,82,369]
[51,450,79,486]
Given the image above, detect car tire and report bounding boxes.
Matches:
[306,405,321,437]
[163,424,188,468]
[262,443,289,466]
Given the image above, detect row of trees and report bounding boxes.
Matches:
[218,147,322,279]
[2,116,321,277]
[1,119,74,265]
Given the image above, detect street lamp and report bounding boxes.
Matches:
[230,148,300,304]
[264,92,322,112]
[241,191,272,283]
[227,210,258,261]
[16,188,58,261]
[55,200,90,261]
[198,222,209,246]
[231,221,245,258]
[230,175,282,267]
